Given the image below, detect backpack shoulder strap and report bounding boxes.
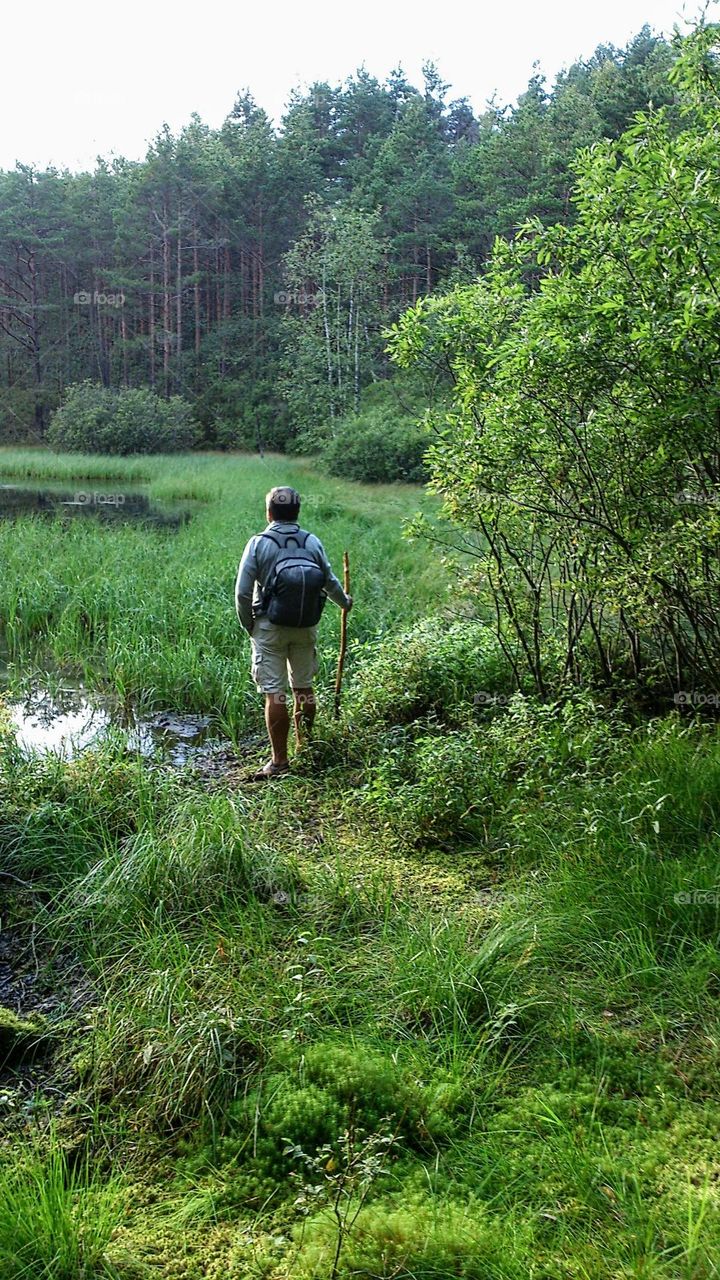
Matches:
[260,526,304,549]
[258,527,301,600]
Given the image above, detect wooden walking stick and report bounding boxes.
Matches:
[334,551,350,719]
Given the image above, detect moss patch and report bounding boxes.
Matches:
[0,1005,48,1064]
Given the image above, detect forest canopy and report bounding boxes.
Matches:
[0,26,677,449]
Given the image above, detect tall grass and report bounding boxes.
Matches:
[0,449,446,736]
[0,1139,125,1279]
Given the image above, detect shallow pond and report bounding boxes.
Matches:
[4,681,244,769]
[0,481,192,530]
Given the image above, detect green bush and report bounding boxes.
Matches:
[359,688,630,848]
[389,30,720,699]
[364,725,497,846]
[47,382,201,455]
[322,407,429,484]
[199,375,292,452]
[349,616,508,728]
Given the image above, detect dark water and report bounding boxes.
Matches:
[0,483,192,529]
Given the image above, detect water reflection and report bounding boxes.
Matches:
[9,687,111,756]
[0,483,192,529]
[6,684,220,765]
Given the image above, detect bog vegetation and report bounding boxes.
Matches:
[1,21,720,1280]
[2,448,720,1279]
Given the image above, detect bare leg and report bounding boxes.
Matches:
[265,692,290,766]
[293,686,316,747]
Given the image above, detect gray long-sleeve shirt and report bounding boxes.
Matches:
[234,520,349,634]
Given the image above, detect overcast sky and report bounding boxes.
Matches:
[0,0,706,173]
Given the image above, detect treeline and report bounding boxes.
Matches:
[0,26,677,447]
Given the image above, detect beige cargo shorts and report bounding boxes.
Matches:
[250,613,319,695]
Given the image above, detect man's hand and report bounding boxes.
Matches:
[344,595,353,612]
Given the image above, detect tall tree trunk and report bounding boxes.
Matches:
[257,200,264,333]
[215,244,221,327]
[162,201,171,396]
[149,237,156,388]
[354,300,361,414]
[176,226,183,390]
[223,246,231,320]
[321,261,334,425]
[193,228,200,356]
[28,250,43,427]
[121,307,128,386]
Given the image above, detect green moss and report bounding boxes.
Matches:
[0,1005,48,1063]
[292,1195,528,1279]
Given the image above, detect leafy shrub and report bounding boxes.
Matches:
[349,616,508,729]
[363,725,497,846]
[389,31,720,699]
[360,688,631,848]
[47,382,201,455]
[199,375,292,452]
[322,408,429,484]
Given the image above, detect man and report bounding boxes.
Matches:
[235,486,352,780]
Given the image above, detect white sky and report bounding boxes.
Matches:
[0,0,708,173]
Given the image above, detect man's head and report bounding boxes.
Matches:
[266,486,301,523]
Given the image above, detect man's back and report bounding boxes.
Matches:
[235,518,348,634]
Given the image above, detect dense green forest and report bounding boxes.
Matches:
[0,27,676,448]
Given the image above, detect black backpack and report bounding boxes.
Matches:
[259,528,327,627]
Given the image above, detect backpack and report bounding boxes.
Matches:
[259,528,327,628]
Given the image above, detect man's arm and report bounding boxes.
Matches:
[313,537,351,610]
[235,537,259,634]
